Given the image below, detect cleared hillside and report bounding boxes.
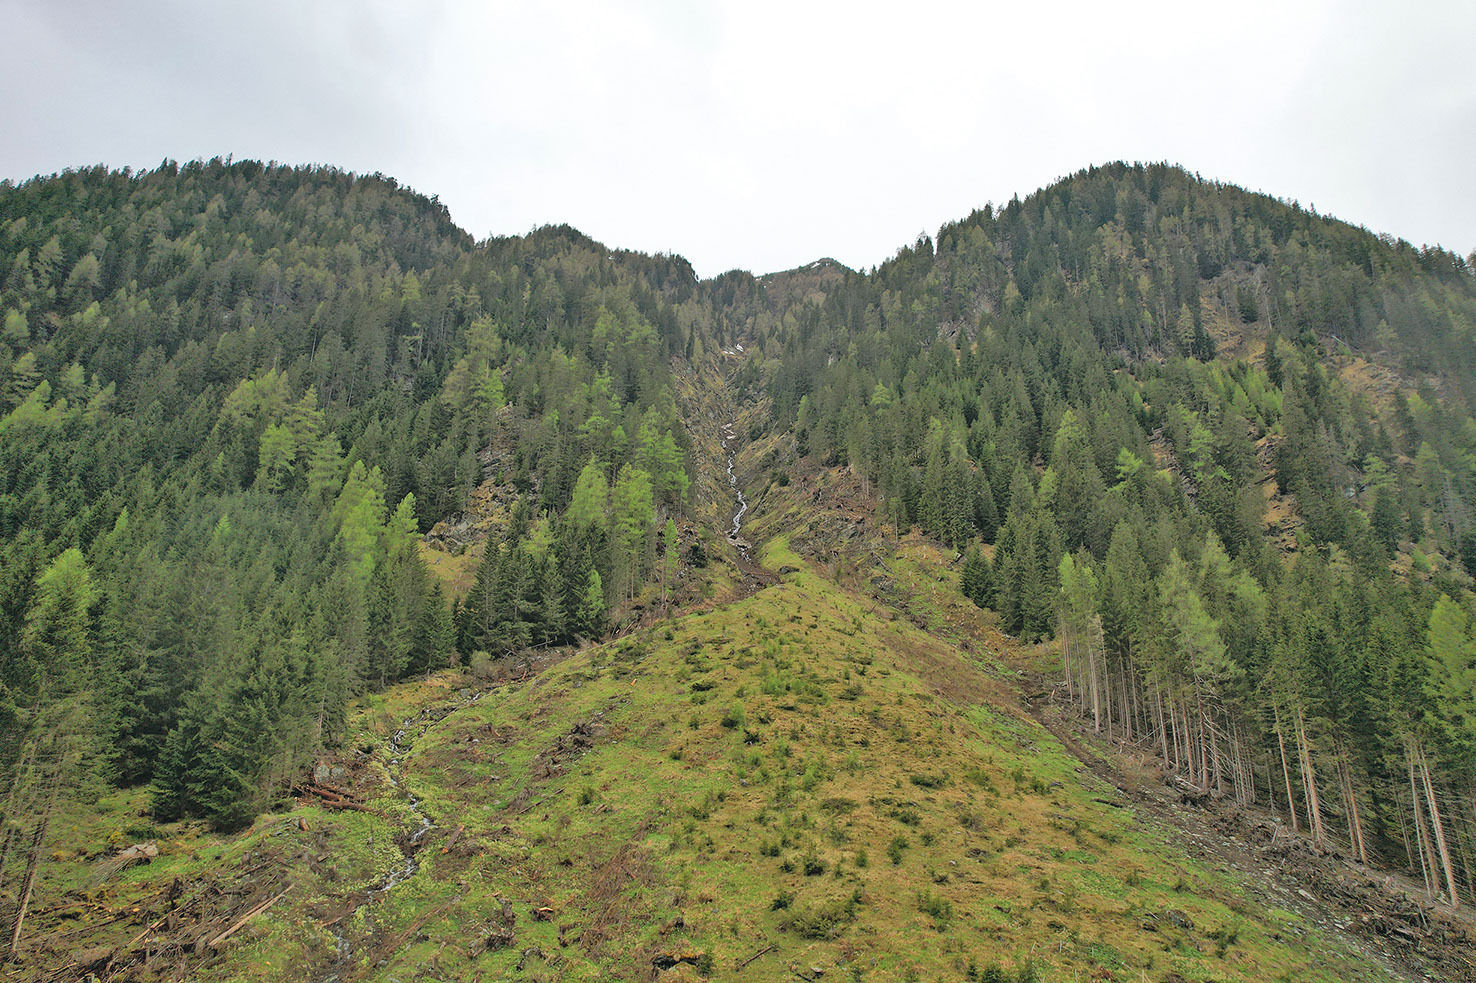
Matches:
[4,160,1476,980]
[13,537,1419,983]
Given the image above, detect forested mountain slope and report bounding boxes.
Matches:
[723,164,1476,900]
[2,160,1475,980]
[0,160,715,830]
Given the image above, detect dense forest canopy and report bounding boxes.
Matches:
[731,163,1476,901]
[0,159,699,830]
[2,159,1475,911]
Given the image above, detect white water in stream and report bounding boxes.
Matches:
[721,420,748,552]
[323,691,486,978]
[373,723,435,893]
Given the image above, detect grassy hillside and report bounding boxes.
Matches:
[18,538,1406,983]
[7,159,1476,982]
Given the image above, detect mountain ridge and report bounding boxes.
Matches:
[2,157,1475,981]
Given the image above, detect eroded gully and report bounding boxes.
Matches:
[721,419,748,555]
[322,692,485,979]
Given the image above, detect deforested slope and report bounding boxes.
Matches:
[4,159,1476,980]
[15,542,1413,982]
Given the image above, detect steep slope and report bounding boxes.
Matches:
[11,540,1419,983]
[0,160,707,841]
[722,163,1476,929]
[4,159,1476,980]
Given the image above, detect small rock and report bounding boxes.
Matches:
[117,842,159,862]
[652,951,699,970]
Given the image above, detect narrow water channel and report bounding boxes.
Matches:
[721,420,748,554]
[323,691,485,977]
[372,721,435,893]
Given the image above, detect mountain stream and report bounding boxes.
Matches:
[322,691,485,978]
[722,419,748,555]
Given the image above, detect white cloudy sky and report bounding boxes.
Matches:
[2,0,1472,276]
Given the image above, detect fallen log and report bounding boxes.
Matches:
[104,892,201,975]
[296,783,380,814]
[207,885,292,948]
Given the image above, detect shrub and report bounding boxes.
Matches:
[918,889,953,930]
[909,772,948,789]
[779,890,863,939]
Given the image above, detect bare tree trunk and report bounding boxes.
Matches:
[1295,707,1325,847]
[7,806,51,960]
[1087,616,1103,734]
[1206,715,1218,793]
[1203,700,1222,794]
[1417,739,1460,906]
[1338,746,1368,864]
[1167,696,1181,773]
[1182,701,1198,784]
[1128,659,1141,742]
[1226,723,1240,805]
[1235,722,1254,807]
[1063,627,1076,704]
[1265,757,1278,819]
[1410,747,1437,895]
[1137,665,1148,743]
[1212,717,1226,799]
[1168,699,1180,773]
[1181,700,1195,778]
[1275,707,1300,834]
[1155,688,1169,766]
[1117,656,1127,742]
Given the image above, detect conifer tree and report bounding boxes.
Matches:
[960,545,991,609]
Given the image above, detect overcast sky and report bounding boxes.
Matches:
[2,0,1472,277]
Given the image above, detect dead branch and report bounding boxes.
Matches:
[207,885,292,948]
